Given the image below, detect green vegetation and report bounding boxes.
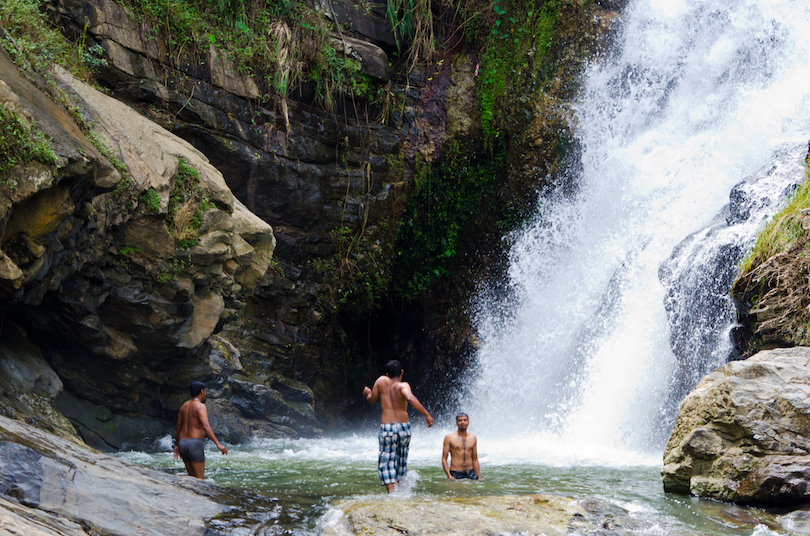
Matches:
[0,0,88,76]
[124,0,374,110]
[0,107,56,176]
[477,0,562,149]
[738,158,810,276]
[167,157,212,248]
[391,142,507,299]
[140,188,161,214]
[117,244,143,256]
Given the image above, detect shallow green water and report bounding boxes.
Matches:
[116,430,796,535]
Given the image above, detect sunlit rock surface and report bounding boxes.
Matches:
[662,347,810,504]
[320,495,598,536]
[0,415,238,536]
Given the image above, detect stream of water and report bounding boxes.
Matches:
[119,0,810,533]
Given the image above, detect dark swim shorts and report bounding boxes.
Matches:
[177,438,205,463]
[450,468,478,480]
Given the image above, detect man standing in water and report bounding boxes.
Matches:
[173,381,228,479]
[442,413,481,480]
[363,360,434,492]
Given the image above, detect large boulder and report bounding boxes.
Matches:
[662,347,810,504]
[0,414,258,536]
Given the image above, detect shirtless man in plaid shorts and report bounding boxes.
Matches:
[363,360,433,492]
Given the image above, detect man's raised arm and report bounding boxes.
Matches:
[363,378,381,403]
[401,384,433,427]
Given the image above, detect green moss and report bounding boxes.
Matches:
[739,157,810,275]
[477,0,561,149]
[0,107,56,176]
[391,142,508,299]
[139,187,161,214]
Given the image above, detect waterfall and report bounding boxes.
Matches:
[465,0,810,464]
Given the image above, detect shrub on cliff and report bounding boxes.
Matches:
[0,108,56,176]
[733,151,810,350]
[0,0,87,75]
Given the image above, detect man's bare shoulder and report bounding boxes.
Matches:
[374,375,392,386]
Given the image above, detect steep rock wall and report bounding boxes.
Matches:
[0,45,322,450]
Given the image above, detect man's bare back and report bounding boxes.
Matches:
[365,375,430,425]
[363,361,433,492]
[173,382,227,479]
[176,399,208,440]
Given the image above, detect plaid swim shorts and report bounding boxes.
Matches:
[378,422,412,485]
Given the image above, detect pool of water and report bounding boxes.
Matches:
[116,429,795,535]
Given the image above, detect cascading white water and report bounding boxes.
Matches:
[465,0,810,464]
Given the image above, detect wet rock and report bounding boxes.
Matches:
[662,347,810,504]
[309,0,397,48]
[0,323,78,441]
[0,414,254,536]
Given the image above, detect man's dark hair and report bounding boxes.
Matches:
[456,413,468,420]
[384,360,403,378]
[190,381,205,397]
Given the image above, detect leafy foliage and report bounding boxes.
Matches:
[0,0,88,76]
[140,188,161,214]
[0,107,56,176]
[125,0,373,109]
[167,157,212,247]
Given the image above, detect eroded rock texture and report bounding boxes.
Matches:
[662,347,810,504]
[0,46,319,449]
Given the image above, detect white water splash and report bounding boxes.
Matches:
[465,0,810,462]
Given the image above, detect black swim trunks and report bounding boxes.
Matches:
[450,468,478,480]
[177,438,205,463]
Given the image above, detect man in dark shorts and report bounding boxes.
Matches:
[173,381,227,478]
[442,413,481,480]
[363,360,434,492]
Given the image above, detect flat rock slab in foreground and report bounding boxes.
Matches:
[662,347,810,504]
[0,415,255,536]
[320,494,595,535]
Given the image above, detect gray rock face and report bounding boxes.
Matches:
[0,415,232,536]
[662,347,810,504]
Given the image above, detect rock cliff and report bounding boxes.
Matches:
[0,42,319,449]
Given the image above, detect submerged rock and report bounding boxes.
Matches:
[662,347,810,504]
